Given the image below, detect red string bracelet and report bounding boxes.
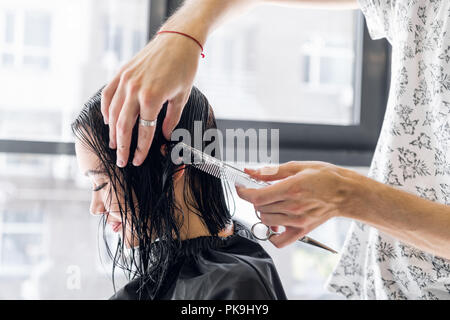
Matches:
[157,30,205,58]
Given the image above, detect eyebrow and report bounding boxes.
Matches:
[84,169,107,177]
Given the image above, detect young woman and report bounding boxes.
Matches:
[71,86,287,300]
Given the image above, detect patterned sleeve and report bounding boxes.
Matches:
[358,0,395,42]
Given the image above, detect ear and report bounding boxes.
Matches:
[173,164,186,182]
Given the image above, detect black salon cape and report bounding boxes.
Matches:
[109,221,287,300]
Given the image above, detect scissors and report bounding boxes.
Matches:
[176,143,338,254]
[251,209,338,254]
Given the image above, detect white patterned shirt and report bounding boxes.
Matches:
[326,0,450,300]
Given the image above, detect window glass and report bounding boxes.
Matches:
[2,53,14,67]
[4,12,15,44]
[0,0,149,142]
[0,0,148,299]
[0,152,129,298]
[24,11,52,48]
[22,55,50,69]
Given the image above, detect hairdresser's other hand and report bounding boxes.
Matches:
[101,33,201,167]
[236,161,358,248]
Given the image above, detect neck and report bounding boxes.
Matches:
[174,179,234,240]
[178,210,234,240]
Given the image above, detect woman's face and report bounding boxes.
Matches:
[75,139,138,248]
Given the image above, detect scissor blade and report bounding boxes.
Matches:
[299,236,338,254]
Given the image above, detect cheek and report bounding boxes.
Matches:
[102,186,121,210]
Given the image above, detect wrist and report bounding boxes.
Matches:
[337,168,375,220]
[161,0,259,45]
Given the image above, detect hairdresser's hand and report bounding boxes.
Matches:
[101,33,202,167]
[236,161,358,248]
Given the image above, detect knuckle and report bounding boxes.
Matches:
[138,91,153,106]
[117,144,129,151]
[116,120,130,136]
[293,215,308,227]
[287,202,301,213]
[252,195,262,206]
[286,161,299,170]
[101,86,112,101]
[286,161,297,167]
[108,103,121,118]
[286,187,298,199]
[108,113,117,125]
[139,88,160,106]
[120,70,132,83]
[127,80,139,94]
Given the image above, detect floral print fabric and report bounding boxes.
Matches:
[326,0,450,299]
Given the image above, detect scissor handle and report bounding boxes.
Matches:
[253,210,337,253]
[254,208,261,220]
[251,222,281,241]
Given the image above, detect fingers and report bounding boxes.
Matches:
[131,92,165,166]
[108,74,129,150]
[162,93,187,141]
[259,212,290,226]
[235,180,290,207]
[245,161,317,181]
[115,95,140,167]
[244,162,296,181]
[256,200,317,215]
[101,75,120,125]
[269,226,307,248]
[259,211,310,228]
[270,226,280,233]
[101,65,130,125]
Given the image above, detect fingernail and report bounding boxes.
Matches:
[109,141,115,149]
[132,158,139,166]
[117,159,124,167]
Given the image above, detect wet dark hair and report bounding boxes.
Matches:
[71,86,233,299]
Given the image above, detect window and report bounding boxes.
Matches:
[24,11,51,48]
[0,9,52,71]
[4,12,14,44]
[0,0,148,299]
[0,206,46,275]
[0,0,149,143]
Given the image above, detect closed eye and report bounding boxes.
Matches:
[93,182,108,192]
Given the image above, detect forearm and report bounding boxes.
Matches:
[263,0,358,9]
[159,0,260,45]
[343,171,450,259]
[159,0,358,46]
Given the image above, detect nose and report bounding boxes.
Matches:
[89,190,107,216]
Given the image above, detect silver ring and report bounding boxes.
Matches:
[139,118,157,127]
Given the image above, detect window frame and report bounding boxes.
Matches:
[0,0,391,167]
